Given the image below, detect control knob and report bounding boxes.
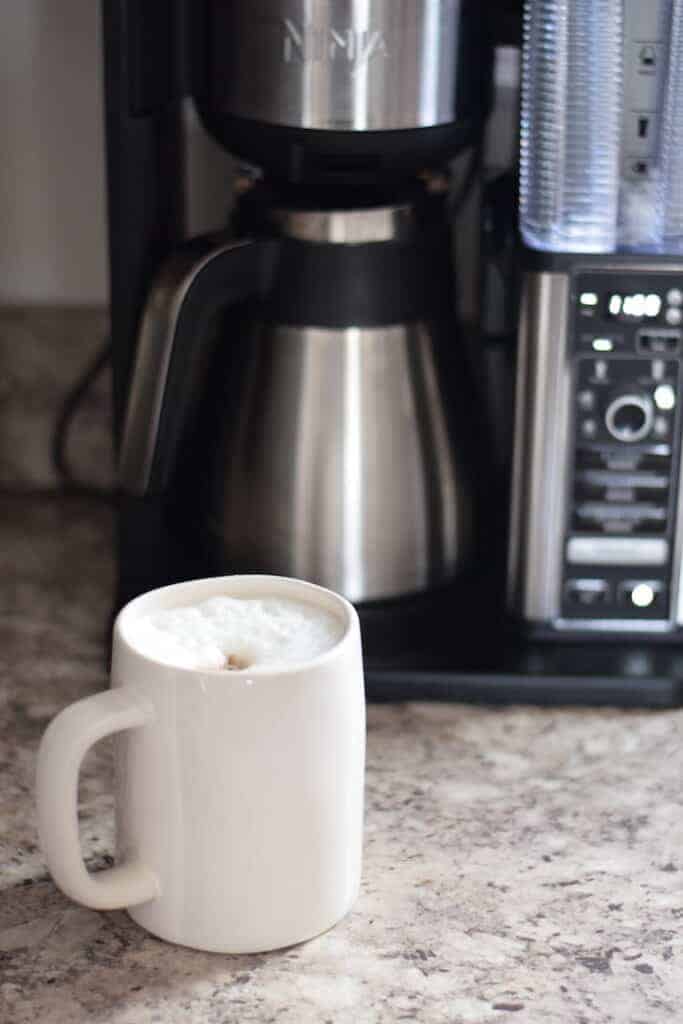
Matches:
[604,392,654,443]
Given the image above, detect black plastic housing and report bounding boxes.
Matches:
[102,0,185,446]
[197,117,488,186]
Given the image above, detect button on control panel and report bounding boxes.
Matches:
[618,580,664,610]
[565,578,610,608]
[562,271,683,623]
[604,393,654,442]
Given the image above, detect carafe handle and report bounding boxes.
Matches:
[119,235,279,495]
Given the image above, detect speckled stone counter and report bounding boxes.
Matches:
[3,497,683,1024]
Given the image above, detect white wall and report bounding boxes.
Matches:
[0,0,107,304]
[0,1,232,306]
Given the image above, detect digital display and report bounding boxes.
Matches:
[607,292,662,319]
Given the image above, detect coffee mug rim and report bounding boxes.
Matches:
[114,574,359,678]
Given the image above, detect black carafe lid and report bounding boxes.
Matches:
[231,178,455,329]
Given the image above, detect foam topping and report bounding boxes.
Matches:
[125,595,345,671]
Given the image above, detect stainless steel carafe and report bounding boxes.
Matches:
[119,185,474,603]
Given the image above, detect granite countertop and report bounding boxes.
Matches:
[3,496,683,1024]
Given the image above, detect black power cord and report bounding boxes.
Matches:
[51,337,114,499]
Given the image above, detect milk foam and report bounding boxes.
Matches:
[125,595,345,671]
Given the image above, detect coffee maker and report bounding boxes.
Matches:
[103,0,496,647]
[102,1,683,704]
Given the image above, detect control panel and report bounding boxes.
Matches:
[562,270,683,625]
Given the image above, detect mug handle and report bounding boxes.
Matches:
[36,689,159,910]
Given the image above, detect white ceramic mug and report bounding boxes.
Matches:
[36,575,365,953]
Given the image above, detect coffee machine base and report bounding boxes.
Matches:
[360,583,683,709]
[349,529,682,707]
[365,667,682,708]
